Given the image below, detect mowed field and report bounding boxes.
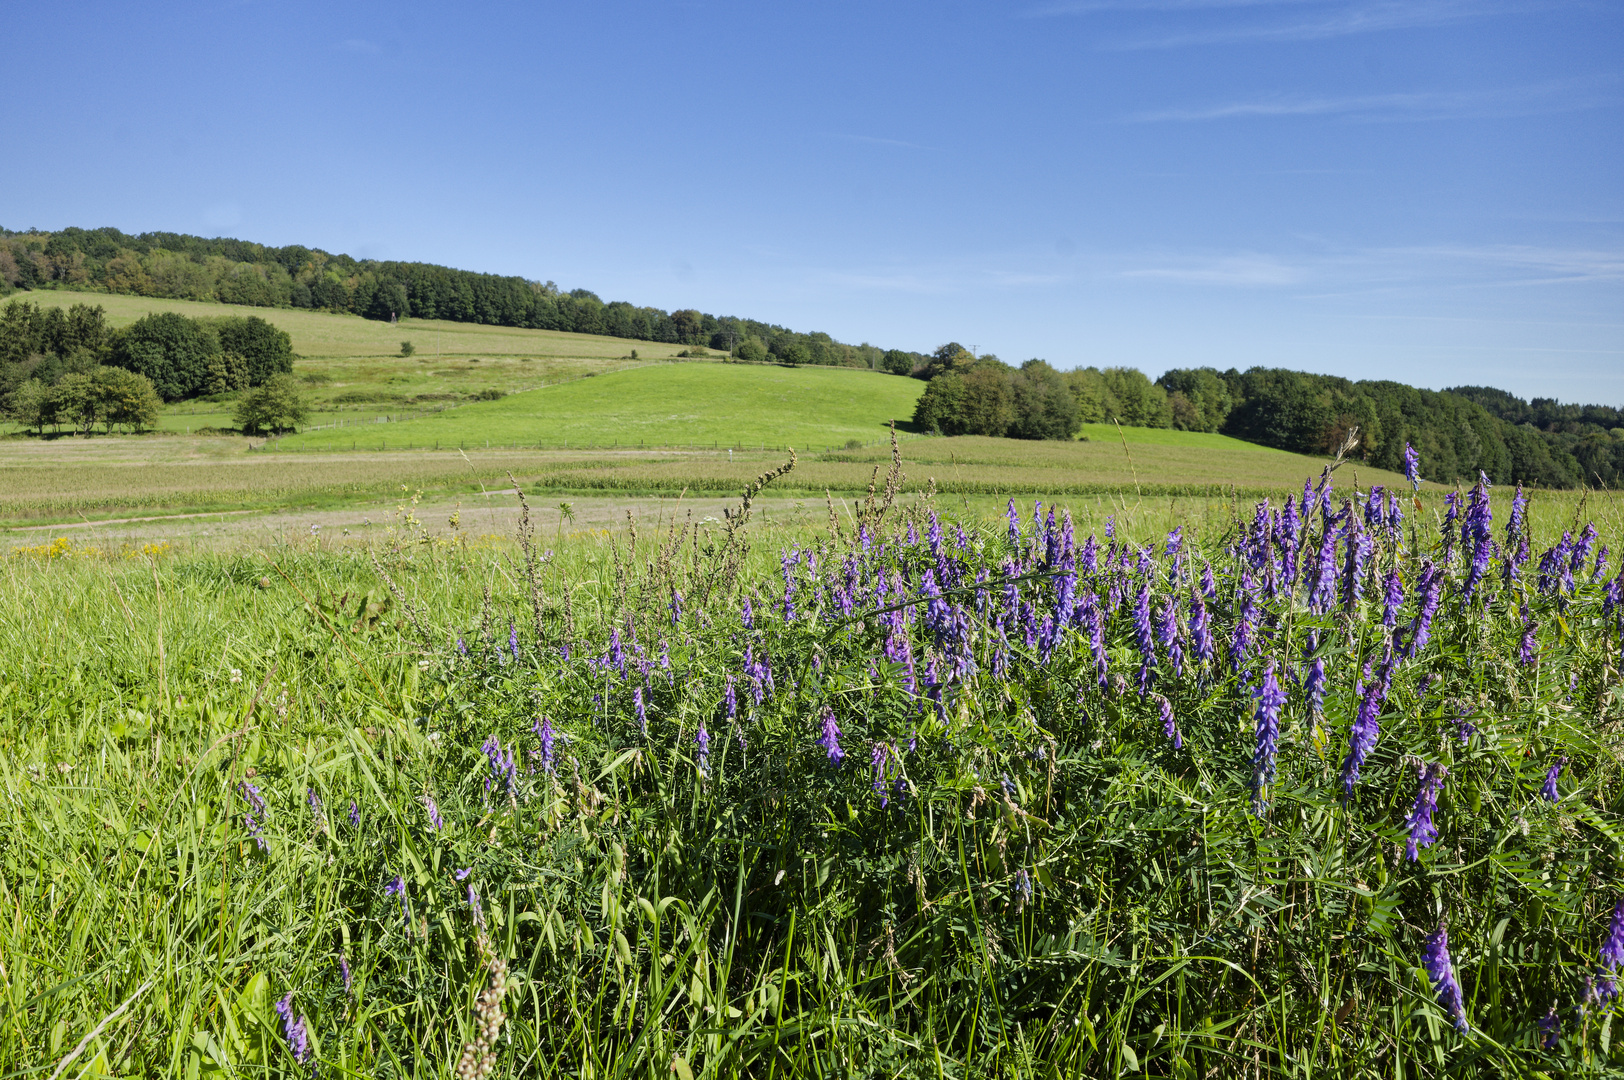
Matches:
[1,419,1497,542]
[275,363,925,453]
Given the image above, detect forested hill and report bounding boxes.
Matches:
[0,225,918,370]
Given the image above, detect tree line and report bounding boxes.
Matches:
[0,299,304,434]
[0,225,921,373]
[910,347,1624,488]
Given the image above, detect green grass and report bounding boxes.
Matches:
[2,481,1622,1076]
[275,362,926,453]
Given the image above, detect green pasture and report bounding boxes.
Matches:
[273,363,927,453]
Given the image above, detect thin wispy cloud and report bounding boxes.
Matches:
[1120,253,1307,285]
[1380,244,1624,284]
[1125,76,1620,123]
[1087,0,1533,49]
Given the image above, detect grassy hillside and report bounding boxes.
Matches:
[4,289,703,431]
[10,288,693,361]
[275,363,926,453]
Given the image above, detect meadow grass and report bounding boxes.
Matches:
[4,463,1624,1077]
[273,363,926,454]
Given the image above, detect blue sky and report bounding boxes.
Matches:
[5,1,1621,400]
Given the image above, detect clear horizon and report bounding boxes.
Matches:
[4,1,1620,402]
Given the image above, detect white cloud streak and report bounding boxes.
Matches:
[1124,76,1620,123]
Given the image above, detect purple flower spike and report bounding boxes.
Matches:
[1156,694,1181,750]
[1404,763,1447,861]
[1421,922,1470,1033]
[1541,756,1567,802]
[696,720,711,777]
[509,621,520,662]
[1519,608,1539,666]
[339,954,352,994]
[1403,442,1421,491]
[1341,655,1392,798]
[871,742,890,806]
[274,992,312,1064]
[1538,1006,1560,1050]
[1251,662,1285,815]
[1599,901,1624,976]
[420,795,443,831]
[818,708,844,765]
[348,800,360,828]
[534,715,556,775]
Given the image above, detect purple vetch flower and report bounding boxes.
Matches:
[420,795,443,831]
[509,621,520,662]
[1200,561,1216,600]
[1539,1006,1560,1050]
[456,637,468,657]
[1582,901,1624,1008]
[1506,482,1527,547]
[634,684,648,737]
[1188,589,1214,667]
[1341,655,1393,798]
[1573,524,1598,575]
[1303,632,1327,717]
[696,720,711,777]
[609,628,624,674]
[482,736,518,799]
[669,590,683,625]
[239,781,268,852]
[383,874,410,924]
[338,954,352,995]
[1462,476,1494,601]
[1421,923,1470,1032]
[723,675,737,720]
[1340,513,1371,610]
[818,708,844,764]
[1404,763,1447,861]
[467,883,485,928]
[1381,567,1404,629]
[1014,867,1033,907]
[871,742,891,806]
[534,715,556,775]
[1309,530,1337,614]
[1405,561,1442,658]
[1080,591,1108,686]
[1156,693,1181,750]
[347,800,360,828]
[1442,491,1461,565]
[274,992,312,1065]
[1541,757,1567,802]
[1519,607,1539,666]
[454,867,472,880]
[1156,597,1183,677]
[1132,583,1156,693]
[1251,662,1285,814]
[306,787,323,826]
[1231,580,1257,674]
[741,596,754,630]
[1595,545,1611,583]
[1006,498,1021,546]
[238,780,267,816]
[1404,442,1421,492]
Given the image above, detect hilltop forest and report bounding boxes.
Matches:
[0,226,912,372]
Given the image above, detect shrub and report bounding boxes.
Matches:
[234,373,308,435]
[400,341,415,357]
